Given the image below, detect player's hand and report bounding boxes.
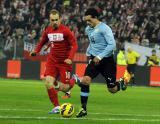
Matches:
[30,51,36,56]
[43,45,48,51]
[93,57,100,65]
[64,59,72,65]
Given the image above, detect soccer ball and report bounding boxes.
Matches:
[60,103,74,118]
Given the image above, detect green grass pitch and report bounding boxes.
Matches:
[0,78,160,124]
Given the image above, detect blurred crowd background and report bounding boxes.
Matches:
[0,0,160,60]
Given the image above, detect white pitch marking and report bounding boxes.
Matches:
[90,112,160,117]
[0,115,160,122]
[1,108,160,118]
[0,108,43,112]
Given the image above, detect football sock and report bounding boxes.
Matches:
[80,84,90,111]
[47,87,59,107]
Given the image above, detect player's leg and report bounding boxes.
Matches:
[44,66,60,114]
[74,60,99,117]
[61,91,71,99]
[58,67,76,99]
[76,75,91,117]
[57,67,75,93]
[101,56,127,93]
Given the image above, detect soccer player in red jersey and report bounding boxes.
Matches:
[30,9,78,114]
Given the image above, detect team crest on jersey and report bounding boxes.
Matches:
[48,33,64,42]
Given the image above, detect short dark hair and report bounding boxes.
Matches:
[50,9,60,16]
[85,8,99,18]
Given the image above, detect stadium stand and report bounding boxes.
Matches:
[0,0,160,60]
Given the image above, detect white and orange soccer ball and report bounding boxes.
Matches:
[60,103,74,118]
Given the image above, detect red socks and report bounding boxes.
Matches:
[47,79,75,106]
[47,87,59,107]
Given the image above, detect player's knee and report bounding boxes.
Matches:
[45,76,55,89]
[81,76,91,85]
[108,87,118,94]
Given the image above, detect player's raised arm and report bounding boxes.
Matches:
[30,30,48,56]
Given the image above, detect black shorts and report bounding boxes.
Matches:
[127,64,136,74]
[84,55,117,88]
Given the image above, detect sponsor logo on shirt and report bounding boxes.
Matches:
[48,33,64,42]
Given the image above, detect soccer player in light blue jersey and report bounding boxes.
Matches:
[72,8,127,117]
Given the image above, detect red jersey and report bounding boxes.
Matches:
[34,24,78,66]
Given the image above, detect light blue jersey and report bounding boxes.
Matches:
[85,22,116,59]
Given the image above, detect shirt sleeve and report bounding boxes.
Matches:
[85,27,91,56]
[66,28,78,60]
[86,44,91,56]
[97,26,116,59]
[34,29,48,53]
